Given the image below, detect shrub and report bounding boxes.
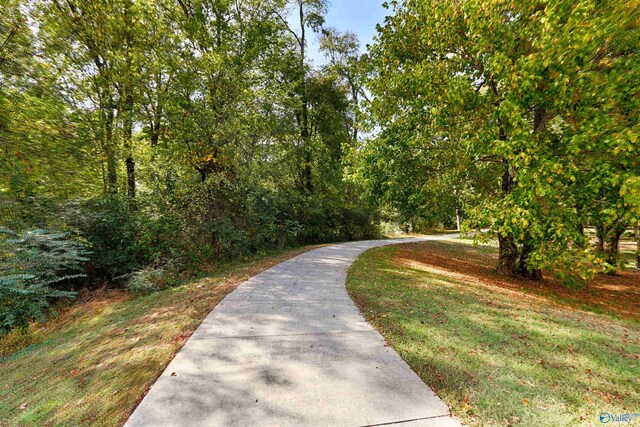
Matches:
[125,266,175,293]
[58,179,379,286]
[0,228,90,335]
[63,197,148,280]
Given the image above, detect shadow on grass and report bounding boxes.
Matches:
[347,244,640,427]
[393,239,640,320]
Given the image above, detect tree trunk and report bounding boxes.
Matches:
[635,223,640,271]
[298,2,313,194]
[512,105,545,280]
[123,91,136,210]
[518,239,543,280]
[497,233,518,276]
[196,166,208,183]
[606,226,625,267]
[101,161,107,194]
[351,86,359,141]
[497,161,519,276]
[125,157,136,205]
[123,0,136,211]
[302,148,313,193]
[104,107,117,195]
[150,117,161,148]
[148,72,163,151]
[595,225,605,252]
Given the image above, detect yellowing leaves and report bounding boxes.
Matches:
[550,163,563,174]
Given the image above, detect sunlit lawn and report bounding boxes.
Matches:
[0,246,315,427]
[347,240,640,427]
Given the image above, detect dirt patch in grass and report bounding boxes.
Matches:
[347,240,639,427]
[0,245,316,427]
[394,240,639,320]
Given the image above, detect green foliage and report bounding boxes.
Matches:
[1,0,377,333]
[125,266,174,293]
[0,229,89,335]
[64,197,150,279]
[367,0,640,283]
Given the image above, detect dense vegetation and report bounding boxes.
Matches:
[362,0,640,283]
[1,0,376,334]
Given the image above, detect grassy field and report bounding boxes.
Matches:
[347,239,640,427]
[0,246,315,427]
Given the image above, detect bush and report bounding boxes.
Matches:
[63,197,149,280]
[0,228,90,335]
[125,266,175,293]
[294,195,380,244]
[58,178,379,287]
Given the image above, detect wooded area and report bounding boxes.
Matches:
[1,0,376,334]
[1,0,639,336]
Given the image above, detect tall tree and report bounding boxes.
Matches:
[368,0,640,283]
[273,0,328,193]
[118,0,138,209]
[1,0,96,228]
[42,0,133,195]
[158,0,284,183]
[320,28,367,141]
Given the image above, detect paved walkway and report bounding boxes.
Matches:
[126,236,461,427]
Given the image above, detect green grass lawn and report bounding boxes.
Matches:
[0,246,315,427]
[347,240,640,427]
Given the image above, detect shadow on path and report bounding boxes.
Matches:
[125,236,461,427]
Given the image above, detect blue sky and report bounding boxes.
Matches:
[307,0,390,65]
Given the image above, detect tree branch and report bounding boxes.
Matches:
[270,10,302,48]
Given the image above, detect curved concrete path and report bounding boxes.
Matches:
[126,236,461,427]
